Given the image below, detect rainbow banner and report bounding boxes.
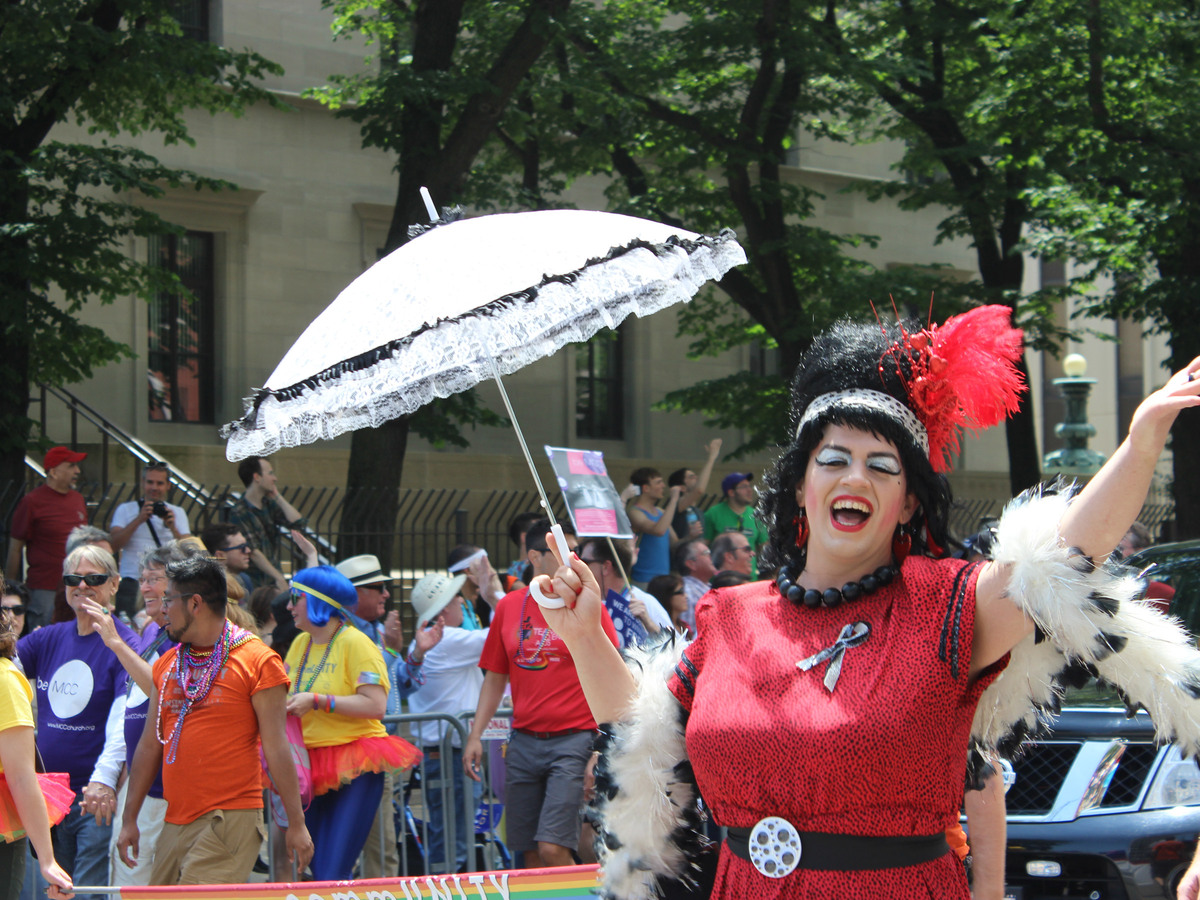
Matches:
[119,865,601,900]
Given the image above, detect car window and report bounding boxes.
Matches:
[1131,542,1200,637]
[1062,541,1200,707]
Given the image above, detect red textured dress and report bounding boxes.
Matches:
[667,556,1007,899]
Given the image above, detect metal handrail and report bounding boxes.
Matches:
[34,382,216,507]
[29,383,341,560]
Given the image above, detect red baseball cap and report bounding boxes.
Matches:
[43,446,87,470]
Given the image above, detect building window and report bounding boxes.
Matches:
[170,0,210,42]
[576,327,624,440]
[148,231,216,423]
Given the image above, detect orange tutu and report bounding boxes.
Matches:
[0,773,75,843]
[308,735,421,797]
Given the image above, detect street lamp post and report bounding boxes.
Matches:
[1043,353,1107,477]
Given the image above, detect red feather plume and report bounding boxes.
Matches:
[883,305,1026,473]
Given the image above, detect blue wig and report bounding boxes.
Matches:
[291,565,358,627]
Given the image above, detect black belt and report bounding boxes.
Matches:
[726,827,949,872]
[513,727,596,740]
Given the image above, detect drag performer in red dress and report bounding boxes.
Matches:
[534,306,1200,899]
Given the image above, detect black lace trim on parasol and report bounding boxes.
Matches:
[221,227,739,437]
[407,205,465,238]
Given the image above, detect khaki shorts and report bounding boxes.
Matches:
[150,808,266,886]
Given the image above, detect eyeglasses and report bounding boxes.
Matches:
[222,543,251,553]
[735,546,754,555]
[161,592,191,606]
[139,572,166,585]
[63,573,110,587]
[2,605,26,616]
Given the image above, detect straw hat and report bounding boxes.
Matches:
[409,572,467,626]
[336,554,388,587]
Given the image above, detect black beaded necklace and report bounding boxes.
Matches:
[775,562,898,609]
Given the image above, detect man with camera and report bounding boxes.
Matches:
[109,461,190,620]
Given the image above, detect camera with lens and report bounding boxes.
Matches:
[145,499,170,517]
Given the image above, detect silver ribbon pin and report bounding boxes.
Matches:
[797,622,870,692]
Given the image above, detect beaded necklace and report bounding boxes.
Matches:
[774,562,898,609]
[515,589,553,666]
[157,621,253,763]
[291,619,344,695]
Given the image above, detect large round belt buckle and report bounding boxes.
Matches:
[747,816,801,878]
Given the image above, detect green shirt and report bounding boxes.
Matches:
[703,501,768,577]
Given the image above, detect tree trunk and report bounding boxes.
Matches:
[1159,245,1200,540]
[1005,354,1043,494]
[339,416,410,572]
[0,177,33,506]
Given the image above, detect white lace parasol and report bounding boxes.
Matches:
[222,209,746,460]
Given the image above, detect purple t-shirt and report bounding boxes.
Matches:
[18,619,139,792]
[123,623,175,799]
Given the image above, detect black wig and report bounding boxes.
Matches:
[758,317,954,579]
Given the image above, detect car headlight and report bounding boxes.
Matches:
[1143,746,1200,809]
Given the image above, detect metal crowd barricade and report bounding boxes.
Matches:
[267,707,512,880]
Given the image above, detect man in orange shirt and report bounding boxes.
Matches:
[116,555,313,884]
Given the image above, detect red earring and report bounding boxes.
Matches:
[794,510,809,549]
[892,524,912,564]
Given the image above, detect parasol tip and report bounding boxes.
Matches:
[419,186,438,222]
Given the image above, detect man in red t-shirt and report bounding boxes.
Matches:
[464,520,618,869]
[6,446,89,627]
[116,555,313,884]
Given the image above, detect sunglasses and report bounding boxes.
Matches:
[63,573,111,587]
[223,543,251,553]
[2,605,25,616]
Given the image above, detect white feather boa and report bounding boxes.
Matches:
[972,482,1200,759]
[589,635,704,900]
[593,483,1200,897]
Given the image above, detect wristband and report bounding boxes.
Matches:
[329,695,336,714]
[407,651,424,667]
[312,693,320,712]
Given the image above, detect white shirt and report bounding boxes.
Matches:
[407,627,488,748]
[110,500,190,578]
[628,585,673,631]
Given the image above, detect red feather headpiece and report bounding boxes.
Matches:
[881,304,1026,472]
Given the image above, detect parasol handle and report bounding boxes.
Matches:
[487,358,558,528]
[419,186,438,222]
[529,524,573,609]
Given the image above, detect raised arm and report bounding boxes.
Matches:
[81,599,153,695]
[630,486,683,538]
[680,439,722,508]
[972,357,1200,675]
[1057,358,1199,558]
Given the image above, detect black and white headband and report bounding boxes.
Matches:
[795,388,929,456]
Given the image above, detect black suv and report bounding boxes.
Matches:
[1002,539,1200,900]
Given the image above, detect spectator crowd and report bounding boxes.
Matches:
[0,442,771,896]
[2,439,1122,897]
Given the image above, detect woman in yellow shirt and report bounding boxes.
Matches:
[285,566,420,881]
[0,605,73,898]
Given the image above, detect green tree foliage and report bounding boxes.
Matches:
[1013,0,1200,536]
[458,0,984,459]
[0,0,283,486]
[308,0,571,562]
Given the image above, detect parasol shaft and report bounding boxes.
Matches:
[489,358,558,529]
